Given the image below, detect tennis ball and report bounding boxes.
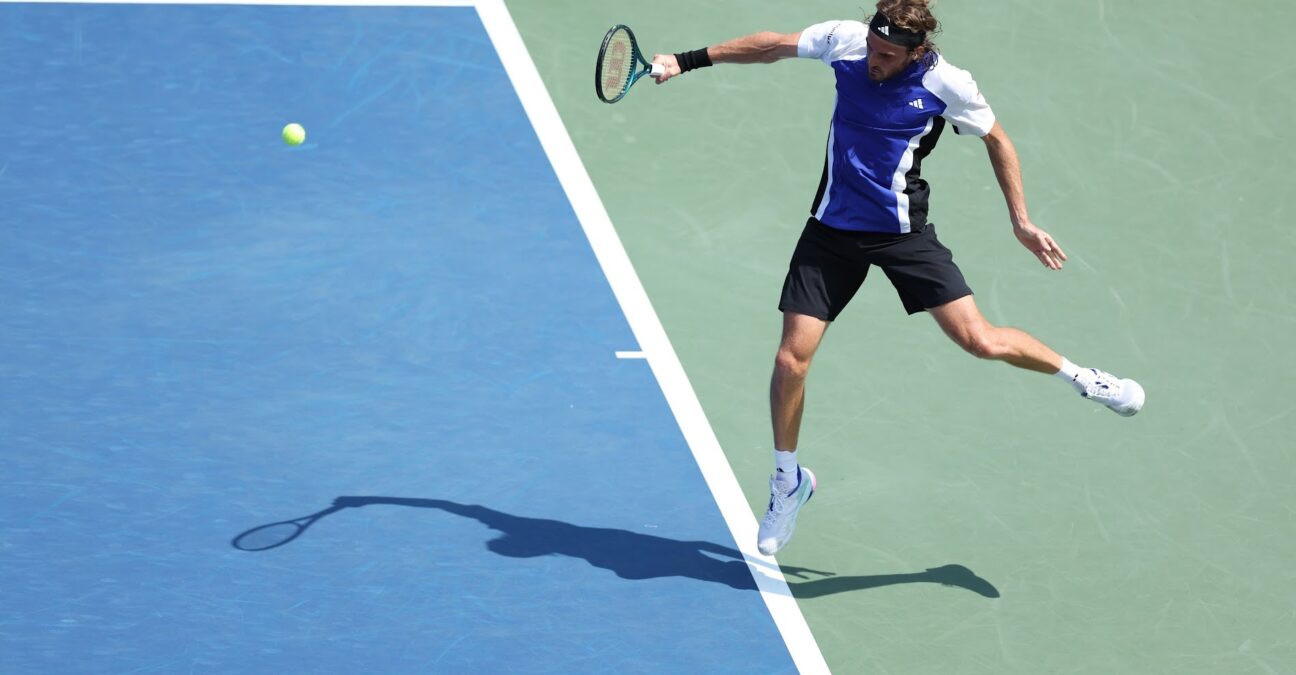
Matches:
[282,123,306,146]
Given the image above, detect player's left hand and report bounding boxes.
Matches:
[1013,221,1066,270]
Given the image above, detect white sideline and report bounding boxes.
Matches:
[475,3,828,673]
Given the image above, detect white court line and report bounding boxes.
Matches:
[615,351,647,359]
[476,2,829,673]
[1,0,831,671]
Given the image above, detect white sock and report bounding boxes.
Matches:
[774,449,799,487]
[1054,357,1085,392]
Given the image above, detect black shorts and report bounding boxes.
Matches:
[778,217,973,320]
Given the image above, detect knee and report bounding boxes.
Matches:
[774,348,812,380]
[956,330,1004,360]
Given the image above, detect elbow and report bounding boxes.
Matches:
[755,31,789,62]
[980,121,1007,144]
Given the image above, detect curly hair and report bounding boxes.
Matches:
[870,0,941,65]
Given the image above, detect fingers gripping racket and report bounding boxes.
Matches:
[596,24,665,103]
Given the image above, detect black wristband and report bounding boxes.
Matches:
[673,48,713,74]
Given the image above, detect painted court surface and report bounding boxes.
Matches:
[5,1,1296,673]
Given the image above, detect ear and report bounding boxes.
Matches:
[910,45,927,63]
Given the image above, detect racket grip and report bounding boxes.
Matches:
[650,62,665,78]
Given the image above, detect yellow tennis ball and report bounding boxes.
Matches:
[282,123,306,146]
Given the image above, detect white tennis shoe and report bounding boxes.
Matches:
[757,467,817,556]
[1075,368,1145,416]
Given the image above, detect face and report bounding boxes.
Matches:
[866,32,923,81]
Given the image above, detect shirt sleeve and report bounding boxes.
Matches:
[797,20,869,64]
[928,60,996,137]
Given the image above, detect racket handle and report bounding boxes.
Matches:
[650,62,665,78]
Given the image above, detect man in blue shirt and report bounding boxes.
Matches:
[653,0,1145,556]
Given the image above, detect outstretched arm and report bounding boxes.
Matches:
[651,31,802,83]
[982,121,1067,270]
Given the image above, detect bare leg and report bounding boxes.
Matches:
[771,312,830,451]
[927,295,1061,373]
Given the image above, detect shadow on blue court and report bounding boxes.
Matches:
[232,496,805,590]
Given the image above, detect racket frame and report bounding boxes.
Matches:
[595,24,663,104]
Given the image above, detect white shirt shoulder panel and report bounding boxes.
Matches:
[923,56,996,137]
[797,20,869,64]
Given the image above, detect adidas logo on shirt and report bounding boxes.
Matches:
[908,98,925,110]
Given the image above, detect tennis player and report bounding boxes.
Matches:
[651,0,1145,556]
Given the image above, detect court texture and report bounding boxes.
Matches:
[1,0,1293,672]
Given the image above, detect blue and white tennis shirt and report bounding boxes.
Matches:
[798,20,996,233]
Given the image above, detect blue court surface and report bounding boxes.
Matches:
[0,4,795,672]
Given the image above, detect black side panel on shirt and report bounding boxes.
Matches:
[903,116,945,231]
[809,148,829,216]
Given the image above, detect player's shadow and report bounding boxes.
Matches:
[231,496,998,598]
[788,564,999,599]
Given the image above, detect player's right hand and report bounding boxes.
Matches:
[651,54,681,83]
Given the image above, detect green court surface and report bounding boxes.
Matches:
[510,0,1296,672]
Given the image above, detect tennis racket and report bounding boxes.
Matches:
[596,24,665,103]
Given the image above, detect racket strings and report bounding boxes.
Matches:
[599,30,635,100]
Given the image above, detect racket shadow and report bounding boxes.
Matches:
[231,503,348,551]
